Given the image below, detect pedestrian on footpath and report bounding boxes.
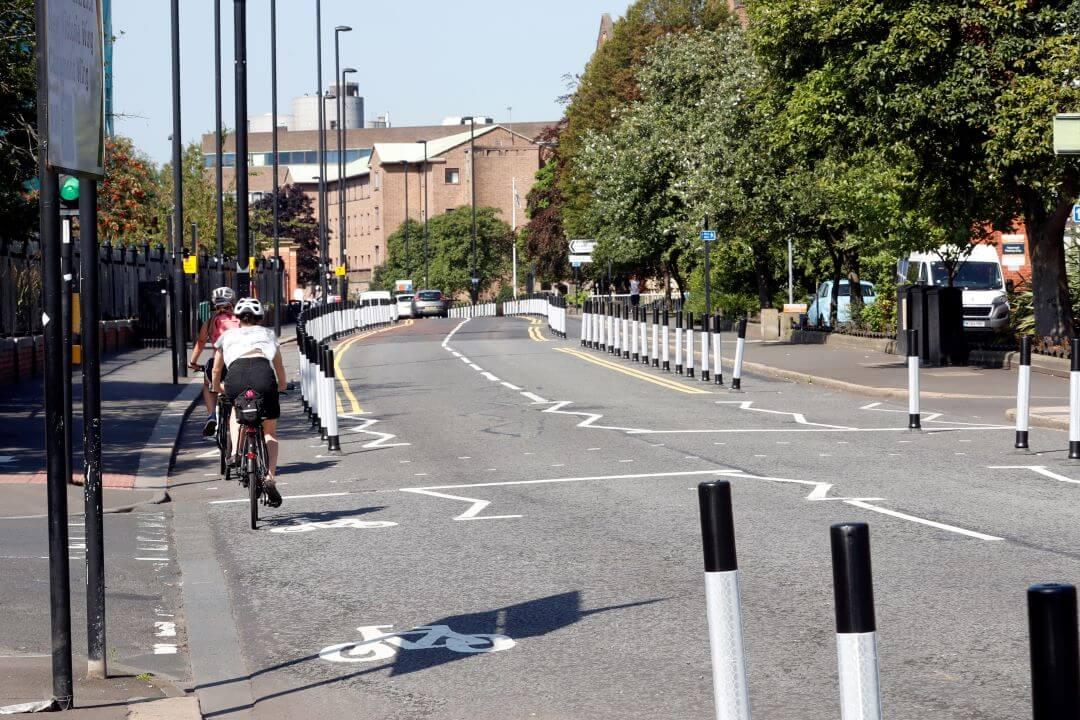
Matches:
[629,275,641,308]
[212,298,286,508]
[189,287,240,437]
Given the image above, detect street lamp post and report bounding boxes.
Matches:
[271,0,281,333]
[402,160,410,278]
[315,0,328,301]
[333,26,351,301]
[234,0,250,298]
[214,0,225,288]
[171,0,187,378]
[341,66,356,299]
[462,116,478,302]
[415,140,429,287]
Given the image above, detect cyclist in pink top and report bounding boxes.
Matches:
[189,287,241,436]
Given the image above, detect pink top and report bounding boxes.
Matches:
[208,313,241,345]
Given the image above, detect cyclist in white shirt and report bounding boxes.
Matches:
[211,298,286,507]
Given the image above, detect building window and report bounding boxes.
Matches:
[445,168,460,184]
[374,171,381,190]
[375,207,380,228]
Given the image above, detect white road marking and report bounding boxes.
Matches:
[469,364,483,371]
[458,456,471,460]
[349,418,410,449]
[989,465,1080,485]
[844,500,1002,541]
[716,400,855,430]
[153,644,178,655]
[481,372,500,382]
[521,392,549,404]
[198,450,219,458]
[501,382,522,391]
[136,557,171,562]
[155,621,177,638]
[209,492,351,505]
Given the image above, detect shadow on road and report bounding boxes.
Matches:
[197,591,665,717]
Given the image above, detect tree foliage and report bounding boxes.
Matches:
[251,184,319,288]
[372,207,514,298]
[97,136,162,244]
[522,124,570,284]
[0,0,38,242]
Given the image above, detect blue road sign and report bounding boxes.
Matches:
[1073,205,1080,224]
[701,230,717,242]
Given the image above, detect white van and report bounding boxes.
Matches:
[898,245,1010,332]
[360,290,399,322]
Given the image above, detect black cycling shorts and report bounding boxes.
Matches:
[223,357,280,420]
[204,356,229,385]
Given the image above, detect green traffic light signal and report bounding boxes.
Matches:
[60,176,80,204]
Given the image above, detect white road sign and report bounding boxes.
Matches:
[569,239,596,255]
[569,254,593,265]
[46,0,105,177]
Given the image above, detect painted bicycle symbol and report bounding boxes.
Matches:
[270,518,398,534]
[319,624,516,664]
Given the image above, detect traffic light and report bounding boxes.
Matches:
[60,175,80,212]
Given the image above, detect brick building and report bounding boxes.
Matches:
[204,120,553,292]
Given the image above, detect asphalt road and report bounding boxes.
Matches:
[165,315,1080,719]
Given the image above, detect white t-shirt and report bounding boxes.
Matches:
[629,279,640,295]
[217,325,279,368]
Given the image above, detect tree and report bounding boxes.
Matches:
[750,0,1080,336]
[0,0,37,243]
[373,207,513,298]
[97,136,163,244]
[251,185,319,288]
[522,124,571,284]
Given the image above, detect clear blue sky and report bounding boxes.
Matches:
[112,1,627,164]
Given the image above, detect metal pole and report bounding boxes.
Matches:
[788,237,794,306]
[61,219,73,488]
[34,0,73,699]
[418,139,429,287]
[333,27,350,300]
[1029,583,1080,718]
[214,0,225,288]
[80,179,107,680]
[315,0,328,302]
[171,0,187,378]
[271,0,281,333]
[469,118,478,302]
[512,176,518,299]
[167,218,178,386]
[234,0,251,297]
[403,160,409,277]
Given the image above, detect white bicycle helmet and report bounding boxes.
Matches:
[211,286,236,307]
[234,297,264,318]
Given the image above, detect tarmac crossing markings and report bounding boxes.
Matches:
[989,465,1080,485]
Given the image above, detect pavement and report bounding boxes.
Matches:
[0,347,203,717]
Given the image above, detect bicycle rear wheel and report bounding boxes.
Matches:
[246,434,259,529]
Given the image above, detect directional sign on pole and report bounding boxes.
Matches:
[569,254,593,265]
[701,230,717,242]
[45,0,106,177]
[569,239,597,255]
[1072,204,1080,224]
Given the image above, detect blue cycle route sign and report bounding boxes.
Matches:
[701,230,717,242]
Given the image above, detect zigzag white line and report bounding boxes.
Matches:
[349,418,411,449]
[541,401,652,434]
[715,401,856,430]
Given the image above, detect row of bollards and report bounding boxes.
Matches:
[448,302,497,319]
[295,298,396,451]
[698,479,1080,719]
[579,300,748,390]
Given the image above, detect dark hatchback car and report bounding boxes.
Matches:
[412,290,448,318]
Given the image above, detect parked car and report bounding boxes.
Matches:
[898,245,1010,332]
[412,289,448,318]
[396,293,415,318]
[806,280,877,327]
[359,290,399,322]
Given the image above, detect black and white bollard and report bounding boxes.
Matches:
[713,315,724,386]
[308,337,320,429]
[907,328,920,430]
[698,481,752,720]
[1071,336,1080,460]
[652,307,660,368]
[686,312,696,379]
[1016,335,1032,450]
[631,307,640,363]
[732,318,747,391]
[1028,583,1080,719]
[318,343,329,441]
[662,309,671,372]
[325,347,341,452]
[623,305,631,360]
[831,522,883,720]
[640,307,649,365]
[613,304,622,356]
[700,316,711,382]
[675,310,684,374]
[599,301,607,352]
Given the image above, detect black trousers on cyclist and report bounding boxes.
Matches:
[223,357,280,420]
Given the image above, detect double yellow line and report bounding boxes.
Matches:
[517,316,549,343]
[555,347,711,395]
[333,319,414,414]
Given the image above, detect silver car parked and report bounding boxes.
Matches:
[412,290,448,318]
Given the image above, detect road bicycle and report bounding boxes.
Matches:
[231,389,274,529]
